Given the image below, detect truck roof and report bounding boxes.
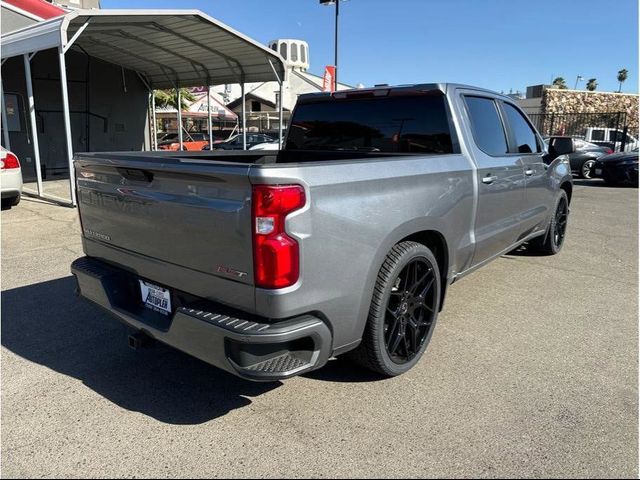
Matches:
[296,83,511,103]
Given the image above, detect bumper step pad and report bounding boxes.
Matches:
[245,353,308,373]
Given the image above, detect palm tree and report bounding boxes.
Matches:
[617,69,628,92]
[552,77,568,89]
[153,88,196,110]
[586,78,598,91]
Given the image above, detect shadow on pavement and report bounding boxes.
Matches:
[503,243,543,257]
[1,276,280,425]
[573,179,609,187]
[573,179,637,188]
[303,357,388,383]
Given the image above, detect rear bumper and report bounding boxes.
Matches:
[71,256,332,381]
[1,169,22,197]
[1,190,21,199]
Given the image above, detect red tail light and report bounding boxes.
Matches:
[1,152,20,170]
[606,148,613,154]
[252,184,306,289]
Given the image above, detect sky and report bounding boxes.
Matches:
[103,0,639,94]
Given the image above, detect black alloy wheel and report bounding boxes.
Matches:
[348,241,441,377]
[553,195,568,249]
[384,258,438,364]
[529,190,569,256]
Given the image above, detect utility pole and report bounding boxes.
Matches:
[320,0,342,89]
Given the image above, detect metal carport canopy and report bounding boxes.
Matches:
[0,9,287,87]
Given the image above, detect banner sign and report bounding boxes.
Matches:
[323,66,336,93]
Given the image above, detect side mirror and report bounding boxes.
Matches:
[548,137,576,157]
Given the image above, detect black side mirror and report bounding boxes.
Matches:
[548,137,576,157]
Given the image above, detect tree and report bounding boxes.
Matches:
[586,78,598,91]
[153,88,195,110]
[617,68,628,92]
[552,77,568,89]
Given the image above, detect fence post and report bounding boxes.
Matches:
[620,125,628,152]
[614,112,622,152]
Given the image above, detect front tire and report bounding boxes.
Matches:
[580,159,596,179]
[529,190,569,255]
[349,241,441,377]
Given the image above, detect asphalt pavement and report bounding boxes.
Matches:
[1,179,637,478]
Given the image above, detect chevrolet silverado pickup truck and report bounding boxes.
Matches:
[71,83,574,381]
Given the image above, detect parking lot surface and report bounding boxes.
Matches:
[1,180,638,478]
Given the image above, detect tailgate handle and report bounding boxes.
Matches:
[118,168,154,183]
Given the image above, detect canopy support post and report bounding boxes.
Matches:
[207,85,213,150]
[176,88,183,150]
[1,76,10,150]
[59,46,76,206]
[24,53,43,196]
[151,89,157,150]
[241,83,246,150]
[278,80,284,149]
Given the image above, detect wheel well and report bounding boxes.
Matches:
[401,230,449,310]
[560,181,573,204]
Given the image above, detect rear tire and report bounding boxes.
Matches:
[529,190,569,255]
[349,241,441,377]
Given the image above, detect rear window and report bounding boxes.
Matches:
[285,93,455,154]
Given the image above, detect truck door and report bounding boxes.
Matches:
[461,94,526,266]
[500,101,550,236]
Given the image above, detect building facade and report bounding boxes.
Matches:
[212,39,354,133]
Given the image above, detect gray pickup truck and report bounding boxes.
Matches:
[71,83,574,381]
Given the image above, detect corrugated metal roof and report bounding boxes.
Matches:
[1,9,286,88]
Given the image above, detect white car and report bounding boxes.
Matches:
[248,141,280,151]
[1,148,23,208]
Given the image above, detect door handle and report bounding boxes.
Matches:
[525,169,534,176]
[482,175,498,184]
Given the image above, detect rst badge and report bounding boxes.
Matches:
[217,265,248,279]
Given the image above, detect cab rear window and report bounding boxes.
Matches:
[285,93,455,155]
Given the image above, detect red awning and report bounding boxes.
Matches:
[4,0,66,20]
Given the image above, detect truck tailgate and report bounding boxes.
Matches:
[75,154,254,288]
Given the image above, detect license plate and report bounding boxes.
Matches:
[139,280,172,315]
[595,168,602,176]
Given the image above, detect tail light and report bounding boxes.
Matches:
[1,152,20,170]
[606,148,614,154]
[252,184,306,289]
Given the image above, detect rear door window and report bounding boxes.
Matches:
[285,93,455,154]
[502,102,540,153]
[463,96,508,156]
